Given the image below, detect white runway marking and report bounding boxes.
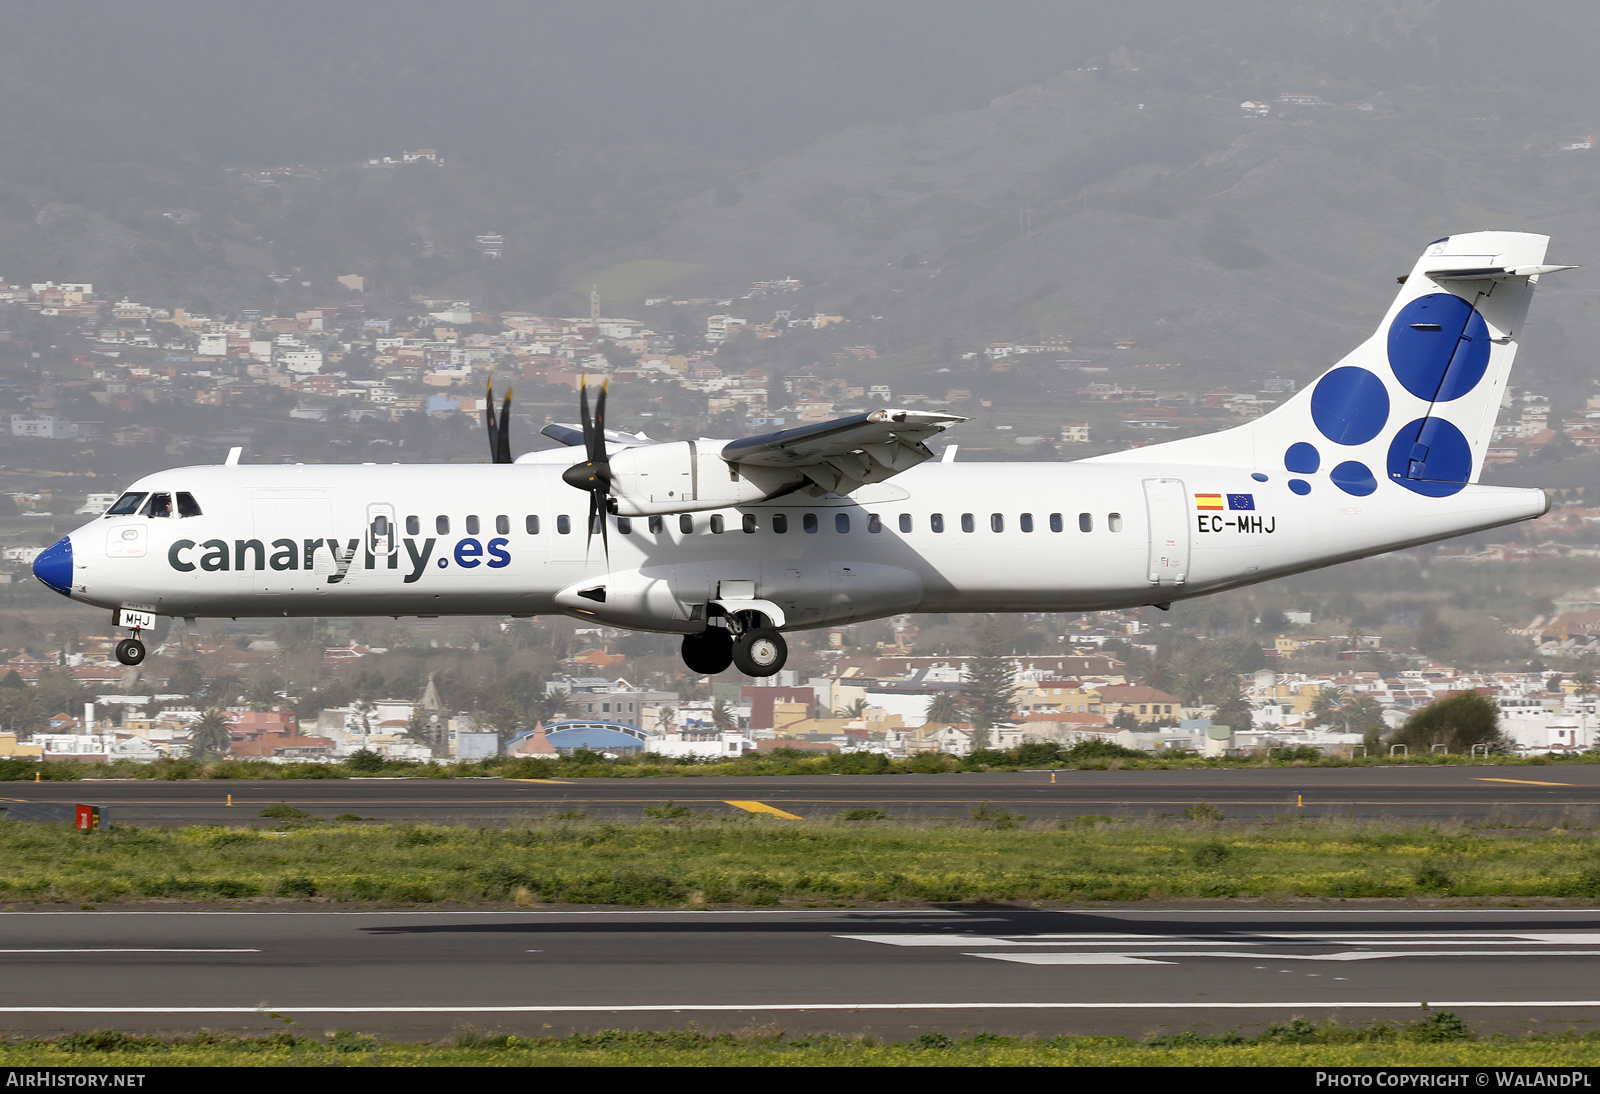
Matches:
[0,949,259,954]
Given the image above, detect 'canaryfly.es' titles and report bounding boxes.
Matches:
[33,232,1572,678]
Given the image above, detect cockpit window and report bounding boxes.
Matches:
[141,493,173,518]
[176,492,202,517]
[105,492,147,517]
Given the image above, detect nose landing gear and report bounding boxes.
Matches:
[114,637,146,666]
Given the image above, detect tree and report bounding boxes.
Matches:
[711,697,735,731]
[924,691,963,725]
[1211,686,1254,732]
[187,711,233,762]
[1391,692,1505,753]
[960,617,1018,748]
[166,660,204,696]
[833,698,868,720]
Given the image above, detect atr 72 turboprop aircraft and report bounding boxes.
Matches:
[30,231,1574,677]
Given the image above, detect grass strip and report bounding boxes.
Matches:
[1,1016,1598,1067]
[3,814,1600,905]
[4,747,1598,782]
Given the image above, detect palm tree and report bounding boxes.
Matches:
[655,706,678,734]
[187,710,233,762]
[924,691,963,726]
[833,698,869,720]
[711,697,735,731]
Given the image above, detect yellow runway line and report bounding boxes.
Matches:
[504,779,574,784]
[1473,778,1575,787]
[725,800,802,819]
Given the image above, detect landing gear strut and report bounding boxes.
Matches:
[115,637,146,666]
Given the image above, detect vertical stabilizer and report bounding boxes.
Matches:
[1089,232,1574,500]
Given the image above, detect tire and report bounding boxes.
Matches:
[680,629,733,675]
[115,638,146,667]
[732,628,786,677]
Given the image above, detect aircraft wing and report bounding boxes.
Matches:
[540,423,655,450]
[721,409,966,495]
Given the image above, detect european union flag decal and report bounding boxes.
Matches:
[1227,493,1255,510]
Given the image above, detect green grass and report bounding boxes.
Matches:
[2,1017,1598,1066]
[3,815,1600,906]
[4,746,1598,783]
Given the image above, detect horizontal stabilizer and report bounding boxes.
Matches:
[1426,264,1578,282]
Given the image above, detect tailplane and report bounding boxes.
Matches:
[1090,231,1575,499]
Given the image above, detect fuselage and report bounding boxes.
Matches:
[40,457,1548,629]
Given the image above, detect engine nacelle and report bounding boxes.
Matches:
[605,441,802,517]
[553,559,923,634]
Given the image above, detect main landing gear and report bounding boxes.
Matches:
[115,637,146,666]
[680,614,788,678]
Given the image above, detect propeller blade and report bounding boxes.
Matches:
[496,388,513,464]
[485,379,500,462]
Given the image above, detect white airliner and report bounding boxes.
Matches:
[32,231,1572,677]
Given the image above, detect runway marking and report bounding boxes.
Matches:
[0,949,259,954]
[846,932,1600,947]
[725,801,803,819]
[1473,778,1574,787]
[977,950,1600,965]
[5,1001,1600,1014]
[504,780,574,784]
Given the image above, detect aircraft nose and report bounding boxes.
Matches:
[32,536,73,596]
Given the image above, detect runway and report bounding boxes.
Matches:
[1,907,1599,1040]
[3,767,1597,825]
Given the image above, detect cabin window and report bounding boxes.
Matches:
[616,517,632,534]
[590,513,604,535]
[1049,513,1063,532]
[930,513,944,533]
[495,515,510,535]
[803,513,818,533]
[465,515,480,535]
[899,514,912,533]
[867,514,882,533]
[1079,512,1093,532]
[835,513,850,533]
[772,514,788,534]
[990,513,1004,533]
[1019,513,1033,532]
[407,515,421,535]
[435,515,450,535]
[742,513,758,533]
[649,516,664,534]
[105,492,147,517]
[1108,512,1124,532]
[176,492,202,517]
[710,514,725,534]
[141,493,173,518]
[960,513,974,533]
[680,514,694,534]
[557,515,571,535]
[524,515,540,534]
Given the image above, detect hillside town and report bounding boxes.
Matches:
[2,592,1598,766]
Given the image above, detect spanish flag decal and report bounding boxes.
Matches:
[1194,493,1224,510]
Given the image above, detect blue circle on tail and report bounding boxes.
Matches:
[1311,366,1390,445]
[1285,442,1320,474]
[1386,417,1471,497]
[1388,294,1490,401]
[1330,461,1377,496]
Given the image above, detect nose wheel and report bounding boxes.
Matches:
[732,627,786,677]
[115,638,146,666]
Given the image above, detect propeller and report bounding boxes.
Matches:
[560,375,611,561]
[484,380,513,464]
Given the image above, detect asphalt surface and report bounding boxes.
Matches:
[2,907,1599,1040]
[2,767,1597,825]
